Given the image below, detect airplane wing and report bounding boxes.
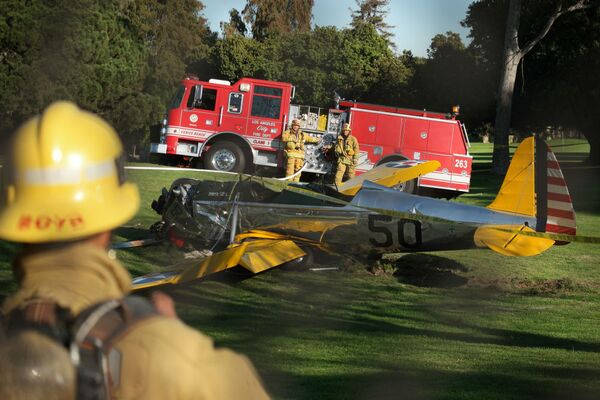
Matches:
[132,231,318,291]
[337,160,440,195]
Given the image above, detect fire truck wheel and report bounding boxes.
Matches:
[205,142,246,172]
[392,178,417,194]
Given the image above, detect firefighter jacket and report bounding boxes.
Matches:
[335,134,360,166]
[281,129,319,159]
[2,243,270,400]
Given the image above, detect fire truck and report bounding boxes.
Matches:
[150,76,472,195]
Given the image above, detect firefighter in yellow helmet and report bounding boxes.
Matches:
[281,119,319,182]
[0,102,270,400]
[334,123,360,185]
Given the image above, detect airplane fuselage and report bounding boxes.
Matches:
[192,182,537,255]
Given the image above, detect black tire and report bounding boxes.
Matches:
[205,142,246,173]
[377,156,418,194]
[392,178,417,194]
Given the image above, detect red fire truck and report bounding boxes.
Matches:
[151,76,472,195]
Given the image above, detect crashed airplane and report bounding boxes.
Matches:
[132,136,577,290]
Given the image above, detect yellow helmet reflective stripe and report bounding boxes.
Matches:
[0,101,139,243]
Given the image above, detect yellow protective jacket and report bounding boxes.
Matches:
[335,134,360,166]
[281,128,319,159]
[2,243,270,400]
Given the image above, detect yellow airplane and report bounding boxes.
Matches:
[132,136,577,290]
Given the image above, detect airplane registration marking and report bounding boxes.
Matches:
[367,214,422,248]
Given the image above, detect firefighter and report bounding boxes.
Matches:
[281,119,319,182]
[334,123,360,185]
[0,102,270,400]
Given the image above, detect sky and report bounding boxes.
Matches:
[202,0,474,57]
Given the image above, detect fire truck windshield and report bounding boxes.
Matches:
[251,85,283,119]
[169,85,186,109]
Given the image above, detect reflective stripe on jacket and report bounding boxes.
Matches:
[281,129,319,159]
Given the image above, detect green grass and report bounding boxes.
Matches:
[468,138,591,168]
[1,139,599,399]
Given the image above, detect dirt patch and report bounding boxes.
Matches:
[468,277,577,295]
[368,253,469,289]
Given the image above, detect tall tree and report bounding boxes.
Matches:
[513,5,600,164]
[408,32,495,128]
[484,0,594,174]
[350,0,394,43]
[221,8,247,37]
[0,0,212,154]
[242,0,314,40]
[0,0,48,136]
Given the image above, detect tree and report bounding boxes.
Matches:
[485,0,594,174]
[350,0,394,43]
[408,32,496,129]
[0,0,49,136]
[221,8,247,37]
[242,0,314,40]
[275,27,346,106]
[0,0,212,154]
[213,34,281,82]
[513,5,600,164]
[338,23,397,100]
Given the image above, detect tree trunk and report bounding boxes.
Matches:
[490,0,591,174]
[586,128,600,165]
[492,0,522,175]
[492,54,520,174]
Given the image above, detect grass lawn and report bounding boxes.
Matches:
[1,139,599,399]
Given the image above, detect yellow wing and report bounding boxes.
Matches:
[132,231,310,291]
[474,225,554,256]
[337,160,441,196]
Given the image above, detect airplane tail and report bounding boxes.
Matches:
[487,136,576,236]
[476,136,576,256]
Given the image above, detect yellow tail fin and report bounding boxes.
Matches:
[487,137,536,216]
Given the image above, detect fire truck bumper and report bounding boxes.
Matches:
[150,143,167,154]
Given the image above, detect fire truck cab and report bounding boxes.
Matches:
[151,76,472,196]
[152,77,293,172]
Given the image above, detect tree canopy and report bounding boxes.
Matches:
[1,0,598,164]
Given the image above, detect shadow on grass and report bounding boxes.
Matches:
[169,269,600,356]
[562,167,600,213]
[133,260,600,399]
[113,226,156,241]
[261,365,600,400]
[392,253,468,288]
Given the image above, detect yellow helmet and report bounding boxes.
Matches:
[291,119,301,127]
[0,101,139,243]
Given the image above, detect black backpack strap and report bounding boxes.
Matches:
[3,299,72,344]
[70,295,158,400]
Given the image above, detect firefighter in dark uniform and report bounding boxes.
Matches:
[281,119,319,182]
[0,102,270,400]
[334,123,360,185]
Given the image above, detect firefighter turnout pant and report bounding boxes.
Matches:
[285,157,304,182]
[335,161,356,186]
